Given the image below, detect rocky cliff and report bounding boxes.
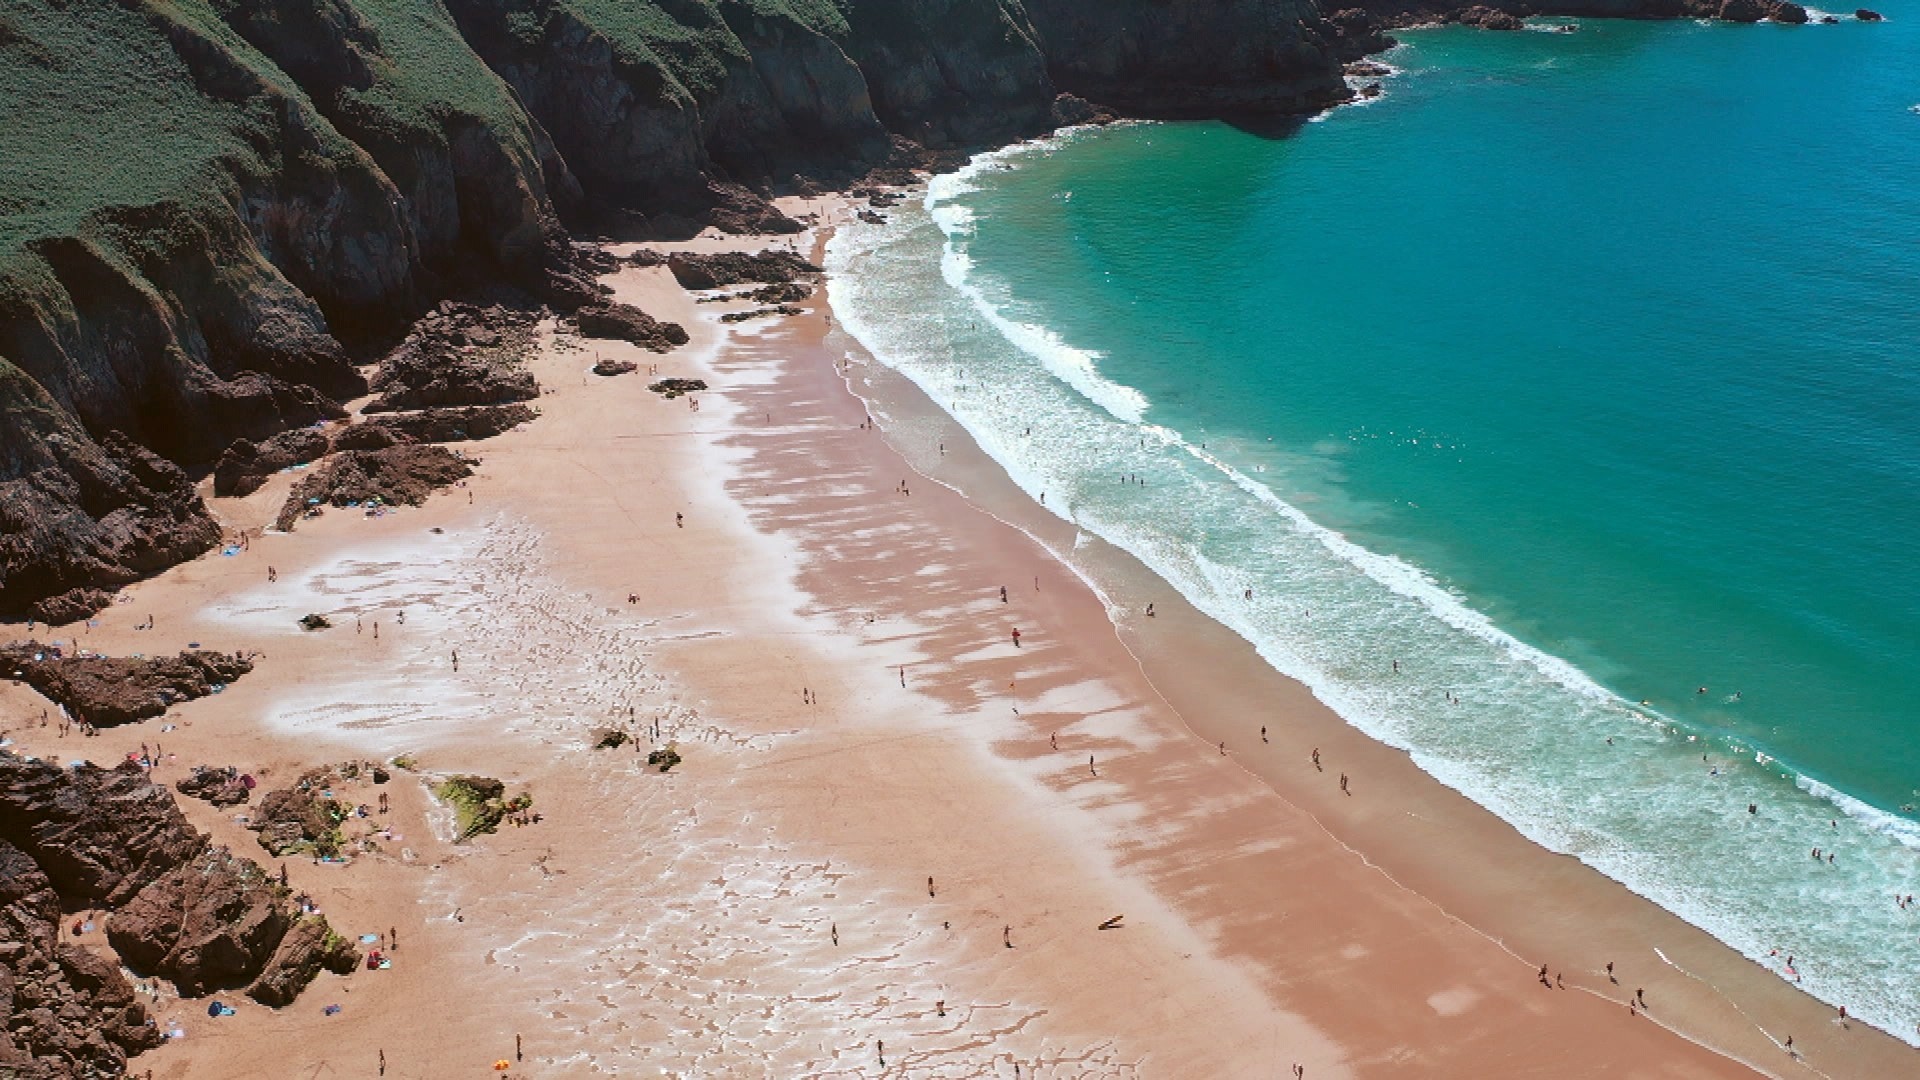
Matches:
[0,0,1800,621]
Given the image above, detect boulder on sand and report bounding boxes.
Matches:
[574,302,688,352]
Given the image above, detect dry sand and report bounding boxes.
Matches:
[5,199,1915,1078]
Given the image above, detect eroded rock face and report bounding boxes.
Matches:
[0,427,223,624]
[213,428,335,498]
[247,916,360,1007]
[0,645,254,730]
[0,756,206,908]
[1022,0,1353,116]
[365,302,544,414]
[107,847,292,997]
[0,840,166,1078]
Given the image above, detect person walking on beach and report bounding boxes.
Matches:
[1261,725,1269,743]
[1000,585,1008,603]
[1011,627,1022,647]
[928,876,935,897]
[1050,733,1058,750]
[1312,748,1321,771]
[1003,925,1013,948]
[1340,773,1350,795]
[1089,754,1097,776]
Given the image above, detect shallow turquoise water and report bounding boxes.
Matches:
[829,13,1920,1040]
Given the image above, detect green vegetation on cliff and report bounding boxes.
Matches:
[0,0,1370,622]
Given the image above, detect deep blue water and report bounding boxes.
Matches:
[829,12,1920,1041]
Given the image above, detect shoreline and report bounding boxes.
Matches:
[817,177,1920,1074]
[1,194,1908,1076]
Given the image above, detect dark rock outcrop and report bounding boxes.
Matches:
[668,251,820,291]
[649,378,708,399]
[721,305,804,323]
[1021,0,1354,116]
[574,302,690,351]
[0,755,205,910]
[747,282,812,305]
[362,404,536,446]
[592,359,640,377]
[1856,8,1883,19]
[0,645,254,729]
[274,446,475,532]
[1,424,224,624]
[1457,5,1528,27]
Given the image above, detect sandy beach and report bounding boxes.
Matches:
[5,196,1914,1079]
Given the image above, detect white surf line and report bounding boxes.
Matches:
[825,283,1802,1080]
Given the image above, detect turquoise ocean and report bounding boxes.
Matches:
[826,13,1920,1040]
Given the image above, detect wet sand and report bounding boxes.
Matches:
[3,199,1911,1078]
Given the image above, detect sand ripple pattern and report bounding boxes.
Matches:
[268,519,1141,1076]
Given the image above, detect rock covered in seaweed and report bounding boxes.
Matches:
[433,775,531,841]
